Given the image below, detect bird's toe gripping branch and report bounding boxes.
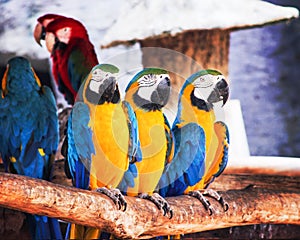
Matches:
[188,191,214,215]
[95,187,127,211]
[189,189,229,215]
[204,189,229,212]
[138,192,173,219]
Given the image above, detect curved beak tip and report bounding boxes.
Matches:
[222,91,229,106]
[33,23,43,46]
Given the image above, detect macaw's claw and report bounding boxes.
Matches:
[188,190,214,215]
[189,189,229,214]
[138,193,173,219]
[203,189,229,212]
[95,187,127,211]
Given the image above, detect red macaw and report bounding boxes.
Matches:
[34,16,99,105]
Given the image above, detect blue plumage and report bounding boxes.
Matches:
[117,101,142,194]
[65,102,94,189]
[158,123,206,197]
[0,56,62,239]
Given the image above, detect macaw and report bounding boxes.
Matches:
[124,68,174,218]
[0,56,62,240]
[34,16,99,105]
[63,64,140,239]
[158,69,230,214]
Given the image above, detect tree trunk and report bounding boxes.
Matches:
[0,172,299,239]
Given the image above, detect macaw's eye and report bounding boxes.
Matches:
[64,28,68,32]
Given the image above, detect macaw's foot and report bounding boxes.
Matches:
[203,189,229,212]
[189,189,229,215]
[188,191,214,215]
[95,187,127,211]
[138,193,173,219]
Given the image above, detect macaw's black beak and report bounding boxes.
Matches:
[207,78,229,106]
[99,76,117,99]
[86,76,118,104]
[151,76,171,107]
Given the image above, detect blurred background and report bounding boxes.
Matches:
[0,0,299,157]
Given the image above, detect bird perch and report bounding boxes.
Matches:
[0,172,299,239]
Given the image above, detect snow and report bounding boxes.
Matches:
[102,0,299,46]
[0,0,298,60]
[0,0,123,60]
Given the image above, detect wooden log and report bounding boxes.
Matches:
[0,172,299,239]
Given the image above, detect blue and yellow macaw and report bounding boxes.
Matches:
[158,69,230,214]
[63,64,141,239]
[0,56,62,240]
[124,68,174,217]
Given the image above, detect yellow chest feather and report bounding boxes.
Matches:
[88,103,129,189]
[134,109,167,194]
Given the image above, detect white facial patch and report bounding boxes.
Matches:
[56,27,72,44]
[137,73,169,101]
[89,69,117,93]
[193,74,224,101]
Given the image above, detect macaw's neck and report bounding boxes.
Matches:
[132,92,164,111]
[53,38,98,67]
[191,89,213,112]
[178,85,216,126]
[177,86,216,152]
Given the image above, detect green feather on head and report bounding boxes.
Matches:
[92,64,119,74]
[180,69,223,92]
[126,68,168,91]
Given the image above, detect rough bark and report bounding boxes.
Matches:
[0,172,299,239]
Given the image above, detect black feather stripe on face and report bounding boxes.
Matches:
[191,89,213,112]
[133,91,163,111]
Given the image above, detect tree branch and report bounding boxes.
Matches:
[0,172,299,239]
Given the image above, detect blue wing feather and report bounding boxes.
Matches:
[66,102,94,189]
[163,114,174,163]
[117,101,141,194]
[158,123,206,197]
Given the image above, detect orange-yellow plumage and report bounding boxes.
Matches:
[127,109,167,195]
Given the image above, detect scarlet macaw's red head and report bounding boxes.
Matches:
[44,17,90,53]
[33,14,66,46]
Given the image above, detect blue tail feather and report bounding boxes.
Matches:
[27,214,62,240]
